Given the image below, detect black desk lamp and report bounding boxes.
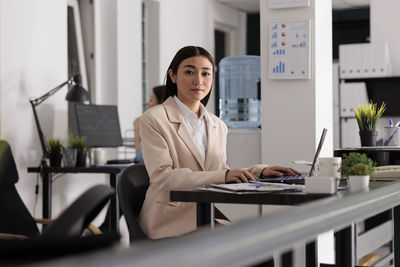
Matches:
[29,75,89,167]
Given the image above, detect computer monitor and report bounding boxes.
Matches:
[73,104,123,148]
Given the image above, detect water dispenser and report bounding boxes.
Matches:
[219,55,261,128]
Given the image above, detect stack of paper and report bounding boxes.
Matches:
[211,182,304,192]
[211,183,284,192]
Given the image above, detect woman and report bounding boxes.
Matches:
[134,85,165,164]
[139,46,299,239]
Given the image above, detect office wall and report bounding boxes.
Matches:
[94,0,142,136]
[370,0,400,76]
[0,0,72,216]
[260,1,333,172]
[0,0,142,229]
[116,0,142,139]
[152,0,245,115]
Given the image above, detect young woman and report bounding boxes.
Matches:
[139,46,299,239]
[134,85,166,164]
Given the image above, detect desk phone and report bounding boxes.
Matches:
[374,165,400,178]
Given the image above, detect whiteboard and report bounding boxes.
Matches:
[269,0,310,9]
[269,21,311,80]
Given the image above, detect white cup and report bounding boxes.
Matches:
[94,148,106,166]
[318,157,342,179]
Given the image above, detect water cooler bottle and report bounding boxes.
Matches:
[219,55,261,128]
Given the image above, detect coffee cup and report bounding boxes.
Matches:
[318,157,342,179]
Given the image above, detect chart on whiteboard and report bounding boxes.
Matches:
[269,21,310,79]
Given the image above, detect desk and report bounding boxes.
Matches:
[27,166,125,234]
[171,181,398,267]
[171,188,330,226]
[171,188,330,267]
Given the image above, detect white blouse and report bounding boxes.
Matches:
[173,96,209,163]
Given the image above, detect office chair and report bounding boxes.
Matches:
[0,140,114,239]
[117,164,149,244]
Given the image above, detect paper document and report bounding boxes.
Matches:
[250,181,305,191]
[211,183,285,192]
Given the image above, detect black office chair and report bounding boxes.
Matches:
[0,139,115,239]
[117,164,149,244]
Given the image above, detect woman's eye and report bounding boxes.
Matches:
[202,72,211,76]
[184,70,194,75]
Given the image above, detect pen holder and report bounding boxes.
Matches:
[384,127,400,146]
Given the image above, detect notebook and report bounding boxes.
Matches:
[258,128,328,184]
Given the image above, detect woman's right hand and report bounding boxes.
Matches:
[225,169,257,183]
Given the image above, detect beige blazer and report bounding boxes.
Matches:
[138,97,266,239]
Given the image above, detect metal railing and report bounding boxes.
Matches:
[41,181,400,267]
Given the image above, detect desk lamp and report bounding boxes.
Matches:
[29,75,89,167]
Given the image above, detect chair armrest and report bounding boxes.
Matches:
[87,224,102,235]
[0,232,28,240]
[35,218,101,235]
[34,218,52,225]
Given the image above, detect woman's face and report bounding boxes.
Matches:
[146,92,159,109]
[169,55,213,106]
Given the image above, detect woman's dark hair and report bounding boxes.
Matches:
[152,85,166,104]
[165,46,215,106]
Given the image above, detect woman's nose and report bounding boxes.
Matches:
[193,73,202,85]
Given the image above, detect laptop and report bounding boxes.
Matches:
[258,128,328,184]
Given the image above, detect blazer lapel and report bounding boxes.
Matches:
[164,98,205,170]
[204,115,217,170]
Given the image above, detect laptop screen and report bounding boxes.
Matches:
[308,128,328,176]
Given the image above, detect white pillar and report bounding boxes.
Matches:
[260,0,333,172]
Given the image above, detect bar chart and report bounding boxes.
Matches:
[269,21,310,79]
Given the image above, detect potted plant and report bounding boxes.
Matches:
[355,101,386,146]
[68,136,88,167]
[47,138,63,167]
[340,152,376,192]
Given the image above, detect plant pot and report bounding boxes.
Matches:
[348,175,370,192]
[49,153,62,167]
[359,131,378,147]
[75,151,87,167]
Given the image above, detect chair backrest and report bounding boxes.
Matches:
[0,140,40,238]
[0,140,19,187]
[42,185,114,239]
[117,164,149,243]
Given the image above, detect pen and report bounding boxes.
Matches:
[390,118,393,127]
[384,121,400,146]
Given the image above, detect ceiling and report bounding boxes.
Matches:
[215,0,370,13]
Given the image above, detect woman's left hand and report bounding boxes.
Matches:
[261,166,301,177]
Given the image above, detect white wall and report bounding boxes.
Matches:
[370,0,400,75]
[0,0,70,216]
[260,0,333,172]
[116,0,142,138]
[0,0,142,230]
[153,0,245,114]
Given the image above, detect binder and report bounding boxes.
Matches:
[339,43,392,79]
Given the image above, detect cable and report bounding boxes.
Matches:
[33,172,39,217]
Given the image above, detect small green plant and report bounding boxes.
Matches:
[340,152,376,178]
[47,138,63,155]
[68,136,87,154]
[349,163,369,176]
[355,101,386,132]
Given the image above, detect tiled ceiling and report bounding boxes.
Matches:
[214,0,370,13]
